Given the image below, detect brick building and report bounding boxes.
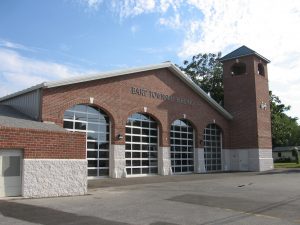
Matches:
[0,46,273,198]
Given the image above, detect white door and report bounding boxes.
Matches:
[0,150,22,197]
[239,150,249,171]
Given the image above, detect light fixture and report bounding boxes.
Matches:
[260,102,267,110]
[117,134,123,140]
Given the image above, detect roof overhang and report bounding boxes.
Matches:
[219,52,270,63]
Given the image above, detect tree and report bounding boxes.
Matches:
[179,52,223,104]
[270,91,300,147]
[180,53,300,148]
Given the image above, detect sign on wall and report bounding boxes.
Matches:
[130,87,198,106]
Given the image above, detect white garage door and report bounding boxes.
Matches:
[0,150,22,197]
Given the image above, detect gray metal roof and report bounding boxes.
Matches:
[0,105,66,132]
[220,45,270,63]
[273,146,300,152]
[0,62,233,120]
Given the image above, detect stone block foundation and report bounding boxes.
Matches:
[23,159,87,198]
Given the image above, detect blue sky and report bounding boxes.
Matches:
[0,0,300,118]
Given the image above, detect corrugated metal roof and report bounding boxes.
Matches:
[0,62,234,120]
[220,45,270,63]
[0,105,66,132]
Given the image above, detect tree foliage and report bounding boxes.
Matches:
[270,91,300,147]
[180,52,300,148]
[179,52,223,104]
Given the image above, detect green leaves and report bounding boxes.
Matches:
[179,52,224,105]
[270,91,300,147]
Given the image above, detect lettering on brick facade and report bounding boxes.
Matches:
[130,87,196,105]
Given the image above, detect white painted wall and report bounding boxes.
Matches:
[23,159,87,198]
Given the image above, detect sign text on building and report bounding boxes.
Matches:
[130,87,196,105]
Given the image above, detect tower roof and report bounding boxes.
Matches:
[219,45,270,63]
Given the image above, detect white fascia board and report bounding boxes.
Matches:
[0,83,45,102]
[45,62,173,88]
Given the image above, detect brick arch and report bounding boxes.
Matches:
[57,98,119,127]
[169,118,198,148]
[169,114,199,147]
[203,122,224,146]
[204,122,224,133]
[169,118,198,135]
[124,107,166,146]
[124,107,164,132]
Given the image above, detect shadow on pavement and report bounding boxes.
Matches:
[168,194,300,224]
[257,168,300,175]
[0,200,130,225]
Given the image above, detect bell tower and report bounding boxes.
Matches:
[220,46,273,171]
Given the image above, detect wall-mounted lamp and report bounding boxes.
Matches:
[117,134,123,140]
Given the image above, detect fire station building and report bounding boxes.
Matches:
[0,46,273,198]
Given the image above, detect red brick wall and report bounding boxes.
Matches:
[0,127,86,159]
[254,58,272,148]
[41,68,231,148]
[223,56,272,149]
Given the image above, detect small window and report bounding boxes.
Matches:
[258,63,265,76]
[278,152,282,157]
[231,62,246,75]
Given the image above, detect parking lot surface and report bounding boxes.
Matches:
[1,169,300,225]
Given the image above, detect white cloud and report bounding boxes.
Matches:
[159,0,182,12]
[179,0,300,58]
[110,0,182,19]
[80,0,103,10]
[176,0,300,118]
[159,13,181,29]
[111,0,156,19]
[0,38,34,52]
[0,47,90,97]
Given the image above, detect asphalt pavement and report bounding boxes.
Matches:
[1,169,300,225]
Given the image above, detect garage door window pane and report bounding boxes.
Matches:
[63,104,110,177]
[125,113,158,176]
[204,124,222,172]
[170,119,194,174]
